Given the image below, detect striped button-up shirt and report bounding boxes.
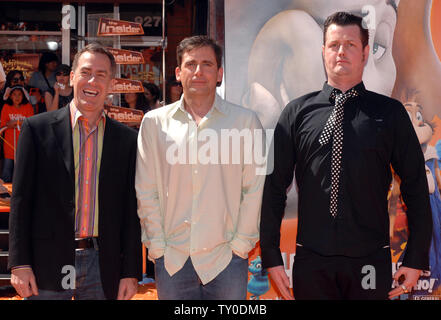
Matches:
[70,102,106,239]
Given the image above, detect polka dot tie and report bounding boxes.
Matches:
[319,88,358,218]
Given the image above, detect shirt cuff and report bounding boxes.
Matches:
[230,237,253,259]
[260,247,284,270]
[147,247,165,260]
[11,265,32,271]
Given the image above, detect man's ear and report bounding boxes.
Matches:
[175,66,181,82]
[216,67,223,87]
[69,71,74,87]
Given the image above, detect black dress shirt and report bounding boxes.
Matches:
[260,82,432,271]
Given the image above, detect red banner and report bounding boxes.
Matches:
[109,78,144,94]
[97,18,144,36]
[104,105,143,126]
[106,48,145,65]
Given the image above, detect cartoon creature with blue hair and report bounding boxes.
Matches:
[247,256,270,300]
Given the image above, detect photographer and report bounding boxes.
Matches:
[44,64,73,111]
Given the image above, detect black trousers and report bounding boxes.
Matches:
[292,245,392,300]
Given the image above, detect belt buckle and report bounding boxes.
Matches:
[75,237,98,251]
[75,238,86,251]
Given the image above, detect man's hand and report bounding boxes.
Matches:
[117,277,138,300]
[11,268,38,298]
[388,266,422,299]
[267,265,294,300]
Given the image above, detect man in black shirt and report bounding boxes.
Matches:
[260,12,432,300]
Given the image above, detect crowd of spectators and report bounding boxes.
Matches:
[0,53,70,183]
[0,51,181,183]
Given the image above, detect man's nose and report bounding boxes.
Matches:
[87,74,98,83]
[194,64,203,75]
[338,44,346,55]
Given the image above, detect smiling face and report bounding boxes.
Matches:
[323,24,369,89]
[70,51,112,115]
[175,46,223,99]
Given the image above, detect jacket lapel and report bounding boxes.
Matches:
[51,107,75,184]
[99,116,117,190]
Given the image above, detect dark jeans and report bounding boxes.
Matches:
[155,254,248,300]
[292,245,392,300]
[26,248,106,300]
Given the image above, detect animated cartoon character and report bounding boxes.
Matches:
[247,256,270,300]
[391,89,441,293]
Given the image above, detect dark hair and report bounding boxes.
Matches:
[143,82,161,102]
[55,64,71,76]
[72,43,116,78]
[38,52,59,73]
[5,70,24,88]
[5,86,29,106]
[165,75,182,104]
[122,92,149,113]
[176,35,222,69]
[323,12,369,48]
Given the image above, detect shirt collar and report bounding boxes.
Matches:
[322,81,366,103]
[173,93,227,120]
[69,101,106,132]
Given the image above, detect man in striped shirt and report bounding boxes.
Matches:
[8,44,142,300]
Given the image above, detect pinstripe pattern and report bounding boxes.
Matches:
[71,103,105,239]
